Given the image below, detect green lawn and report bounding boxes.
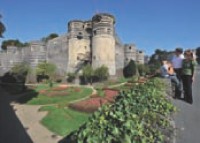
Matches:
[16,84,93,136]
[39,106,90,136]
[18,86,92,106]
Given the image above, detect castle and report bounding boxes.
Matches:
[0,13,144,77]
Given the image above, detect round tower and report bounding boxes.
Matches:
[92,13,116,75]
[136,50,145,64]
[124,44,137,66]
[67,20,92,73]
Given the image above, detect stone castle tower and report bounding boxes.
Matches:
[67,13,116,75]
[91,14,116,75]
[67,20,92,73]
[0,13,145,77]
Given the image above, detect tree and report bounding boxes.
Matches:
[41,33,59,42]
[36,61,57,83]
[196,47,200,64]
[1,39,29,50]
[0,14,6,38]
[137,64,150,76]
[10,62,32,90]
[123,60,138,78]
[148,49,169,65]
[82,64,94,84]
[11,62,31,76]
[94,65,109,82]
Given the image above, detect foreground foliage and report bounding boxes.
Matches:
[62,78,176,143]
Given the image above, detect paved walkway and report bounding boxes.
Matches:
[12,103,62,143]
[173,65,200,143]
[0,87,62,143]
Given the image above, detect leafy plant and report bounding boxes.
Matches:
[67,72,76,83]
[94,65,109,82]
[82,64,94,85]
[64,78,176,143]
[123,60,138,78]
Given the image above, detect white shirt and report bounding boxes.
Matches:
[171,54,184,69]
[160,64,169,77]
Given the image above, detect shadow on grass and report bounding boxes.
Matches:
[16,89,38,104]
[0,72,39,104]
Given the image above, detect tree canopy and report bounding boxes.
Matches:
[123,60,138,78]
[1,39,29,50]
[0,14,6,38]
[36,61,57,79]
[41,33,59,42]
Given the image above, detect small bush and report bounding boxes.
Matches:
[66,73,76,83]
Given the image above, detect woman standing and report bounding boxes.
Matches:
[182,50,196,104]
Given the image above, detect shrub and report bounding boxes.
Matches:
[66,72,76,83]
[137,64,150,76]
[123,60,138,78]
[94,65,109,82]
[64,78,176,143]
[82,64,94,84]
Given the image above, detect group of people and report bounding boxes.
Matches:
[160,48,197,104]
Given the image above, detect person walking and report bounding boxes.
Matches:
[171,48,184,98]
[181,50,197,104]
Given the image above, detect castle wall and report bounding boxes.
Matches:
[124,44,137,66]
[92,14,116,75]
[136,50,145,64]
[0,13,145,77]
[67,20,92,73]
[68,38,90,72]
[47,35,68,75]
[92,36,116,75]
[27,41,46,68]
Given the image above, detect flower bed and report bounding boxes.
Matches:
[103,88,119,102]
[69,97,109,113]
[70,88,119,112]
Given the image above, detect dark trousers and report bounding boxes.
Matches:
[182,75,193,104]
[174,68,182,81]
[174,68,182,98]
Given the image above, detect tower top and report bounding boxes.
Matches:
[92,13,115,24]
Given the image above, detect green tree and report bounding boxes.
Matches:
[82,64,94,84]
[196,47,200,64]
[36,61,57,83]
[94,65,109,82]
[0,14,6,38]
[123,60,138,78]
[11,62,32,90]
[41,33,59,42]
[148,49,169,64]
[1,39,29,50]
[11,62,31,76]
[66,72,76,83]
[137,64,150,76]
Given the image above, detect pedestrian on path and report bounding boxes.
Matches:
[171,48,184,98]
[181,50,197,104]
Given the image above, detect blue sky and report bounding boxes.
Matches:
[1,0,200,55]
